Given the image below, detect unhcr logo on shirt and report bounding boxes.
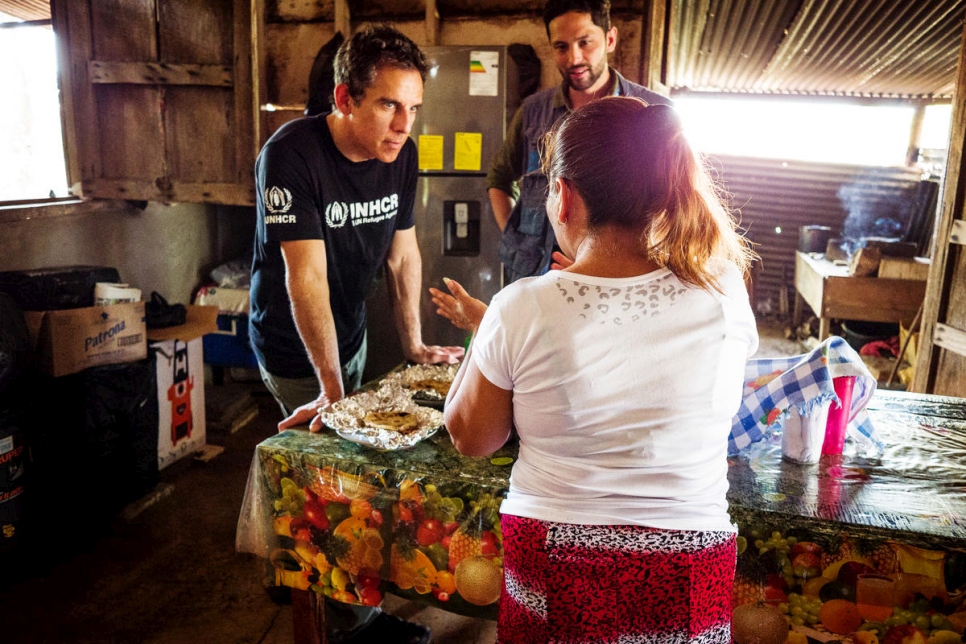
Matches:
[325,194,399,228]
[264,186,296,224]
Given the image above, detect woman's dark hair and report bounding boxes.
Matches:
[541,96,753,291]
[333,24,429,104]
[543,0,611,37]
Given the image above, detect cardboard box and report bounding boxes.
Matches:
[24,301,147,377]
[145,304,219,343]
[147,306,219,470]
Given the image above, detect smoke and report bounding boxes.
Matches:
[837,171,918,244]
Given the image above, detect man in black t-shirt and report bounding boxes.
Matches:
[249,25,462,643]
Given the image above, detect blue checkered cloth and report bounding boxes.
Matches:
[729,335,880,455]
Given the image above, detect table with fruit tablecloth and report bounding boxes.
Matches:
[237,389,966,643]
[236,425,516,622]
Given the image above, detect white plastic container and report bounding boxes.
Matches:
[781,399,832,464]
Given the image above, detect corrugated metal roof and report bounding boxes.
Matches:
[667,0,966,100]
[0,0,49,22]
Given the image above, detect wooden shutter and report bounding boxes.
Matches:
[52,0,255,206]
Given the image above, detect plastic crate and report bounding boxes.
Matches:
[202,314,258,368]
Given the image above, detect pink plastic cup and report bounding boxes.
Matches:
[822,376,855,455]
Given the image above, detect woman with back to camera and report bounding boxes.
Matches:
[431,96,759,643]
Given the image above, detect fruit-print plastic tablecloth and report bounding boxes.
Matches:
[728,389,966,642]
[237,388,966,636]
[236,427,516,619]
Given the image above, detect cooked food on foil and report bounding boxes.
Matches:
[362,410,421,434]
[381,363,459,403]
[317,383,443,450]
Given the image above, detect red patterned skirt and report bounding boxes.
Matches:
[498,515,736,643]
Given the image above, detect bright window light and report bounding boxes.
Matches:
[921,104,953,149]
[0,12,70,202]
[673,96,951,167]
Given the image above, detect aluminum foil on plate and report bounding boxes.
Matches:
[317,382,444,450]
[380,363,459,405]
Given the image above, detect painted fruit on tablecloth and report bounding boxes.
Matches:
[270,458,510,610]
[819,599,864,635]
[731,602,788,644]
[454,555,503,606]
[733,524,964,643]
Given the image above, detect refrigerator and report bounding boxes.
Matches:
[365,46,521,378]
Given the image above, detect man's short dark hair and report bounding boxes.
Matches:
[543,0,612,37]
[334,24,429,104]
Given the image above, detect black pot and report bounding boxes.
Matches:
[799,225,834,253]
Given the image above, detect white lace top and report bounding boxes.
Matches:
[472,263,758,531]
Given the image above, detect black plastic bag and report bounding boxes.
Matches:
[145,292,186,329]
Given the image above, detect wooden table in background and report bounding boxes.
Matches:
[792,251,927,340]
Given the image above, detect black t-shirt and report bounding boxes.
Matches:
[249,114,417,378]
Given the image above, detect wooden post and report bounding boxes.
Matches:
[640,0,670,94]
[334,0,350,40]
[426,0,439,46]
[912,16,966,394]
[251,0,267,155]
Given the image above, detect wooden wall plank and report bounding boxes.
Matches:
[232,0,255,186]
[158,0,232,64]
[165,88,234,182]
[95,85,165,179]
[266,22,336,107]
[89,61,233,86]
[168,183,255,205]
[90,0,156,61]
[79,179,253,205]
[252,0,267,162]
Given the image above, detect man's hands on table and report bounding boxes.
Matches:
[406,343,464,365]
[279,395,333,433]
[276,344,463,435]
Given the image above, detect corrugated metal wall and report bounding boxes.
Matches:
[707,155,932,318]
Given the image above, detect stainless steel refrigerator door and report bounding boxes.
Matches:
[362,174,502,380]
[415,174,503,349]
[363,46,518,380]
[414,46,515,171]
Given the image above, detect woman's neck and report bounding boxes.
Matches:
[563,229,661,278]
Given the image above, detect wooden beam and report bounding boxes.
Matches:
[425,0,439,46]
[334,0,350,40]
[232,0,255,187]
[88,61,233,86]
[912,17,966,393]
[934,323,966,358]
[251,0,267,155]
[640,0,670,95]
[79,179,255,206]
[951,220,966,245]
